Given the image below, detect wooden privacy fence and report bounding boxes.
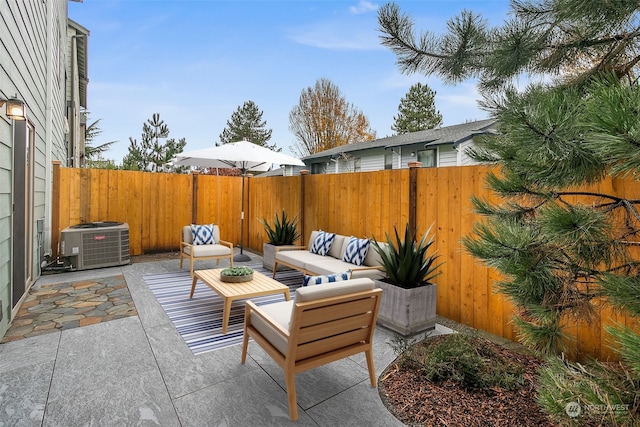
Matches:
[52,162,638,361]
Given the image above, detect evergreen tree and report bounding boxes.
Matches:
[84,113,118,168]
[380,1,640,423]
[391,82,442,134]
[289,78,375,157]
[122,113,186,172]
[219,100,276,151]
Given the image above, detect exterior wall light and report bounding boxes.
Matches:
[0,94,26,120]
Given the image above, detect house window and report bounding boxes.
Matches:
[311,163,326,174]
[417,149,436,167]
[353,158,361,172]
[384,153,393,170]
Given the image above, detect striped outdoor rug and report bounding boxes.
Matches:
[143,266,303,355]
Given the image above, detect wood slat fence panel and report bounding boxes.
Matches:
[53,164,638,361]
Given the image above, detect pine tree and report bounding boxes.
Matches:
[219,100,276,150]
[122,113,186,172]
[380,1,640,423]
[391,82,442,134]
[83,113,118,169]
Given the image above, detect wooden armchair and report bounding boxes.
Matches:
[179,225,233,276]
[241,278,382,421]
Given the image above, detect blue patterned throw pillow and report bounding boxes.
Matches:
[309,231,336,256]
[190,224,215,245]
[303,271,351,286]
[342,236,370,266]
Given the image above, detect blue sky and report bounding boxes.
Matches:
[68,0,510,162]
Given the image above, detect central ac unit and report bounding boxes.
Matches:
[61,222,130,270]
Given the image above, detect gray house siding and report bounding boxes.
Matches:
[0,0,69,338]
[458,139,477,166]
[438,145,458,167]
[301,119,497,174]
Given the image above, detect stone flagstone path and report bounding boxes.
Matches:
[1,275,137,343]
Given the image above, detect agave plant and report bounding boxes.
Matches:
[372,223,443,289]
[262,210,301,246]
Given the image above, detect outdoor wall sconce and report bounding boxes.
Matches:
[0,94,26,120]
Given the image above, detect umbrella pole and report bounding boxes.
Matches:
[234,172,251,262]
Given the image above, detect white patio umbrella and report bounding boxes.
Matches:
[173,140,305,261]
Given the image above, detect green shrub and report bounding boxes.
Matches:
[420,333,525,391]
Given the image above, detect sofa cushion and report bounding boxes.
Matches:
[250,300,293,356]
[276,250,324,270]
[342,237,370,266]
[190,224,217,245]
[309,231,335,256]
[349,267,386,281]
[328,234,347,259]
[295,278,375,303]
[303,271,350,287]
[364,241,386,267]
[306,258,356,276]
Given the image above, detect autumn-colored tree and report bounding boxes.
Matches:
[289,78,375,157]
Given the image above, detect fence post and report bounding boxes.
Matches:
[408,161,421,242]
[51,160,61,258]
[299,170,309,245]
[191,171,199,224]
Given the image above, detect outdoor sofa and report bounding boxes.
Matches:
[272,230,386,281]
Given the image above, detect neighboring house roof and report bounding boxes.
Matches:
[256,167,285,177]
[302,118,497,161]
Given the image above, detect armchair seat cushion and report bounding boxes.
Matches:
[294,278,374,302]
[249,300,293,355]
[183,244,232,257]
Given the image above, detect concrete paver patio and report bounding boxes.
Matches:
[0,251,451,426]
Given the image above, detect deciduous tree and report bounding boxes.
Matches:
[289,78,375,157]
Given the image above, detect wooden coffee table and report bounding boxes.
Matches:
[190,269,291,334]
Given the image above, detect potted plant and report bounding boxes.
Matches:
[371,223,443,336]
[261,210,301,271]
[219,266,254,283]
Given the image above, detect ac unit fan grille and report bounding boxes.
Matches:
[81,230,130,268]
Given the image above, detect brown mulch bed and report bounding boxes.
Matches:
[379,335,555,427]
[130,251,180,263]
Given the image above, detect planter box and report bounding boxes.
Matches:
[220,272,253,283]
[262,243,294,272]
[375,280,437,336]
